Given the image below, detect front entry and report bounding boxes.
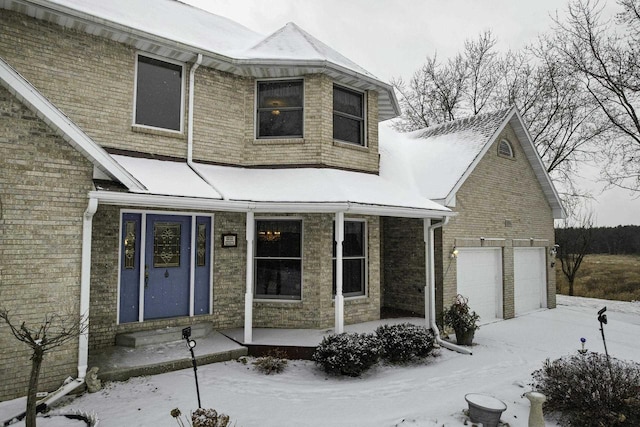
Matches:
[119,212,212,323]
[144,214,191,319]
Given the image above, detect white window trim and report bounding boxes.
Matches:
[132,52,186,134]
[255,77,305,140]
[116,209,214,324]
[333,218,368,298]
[253,216,304,301]
[333,84,367,147]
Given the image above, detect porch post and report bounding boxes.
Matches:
[423,218,432,328]
[244,211,254,343]
[78,197,98,379]
[335,212,345,333]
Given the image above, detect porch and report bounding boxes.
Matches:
[88,316,427,384]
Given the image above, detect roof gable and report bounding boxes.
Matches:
[380,107,565,219]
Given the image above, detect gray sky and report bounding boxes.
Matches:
[185,0,639,226]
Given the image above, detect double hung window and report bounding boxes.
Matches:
[255,220,302,300]
[333,220,366,297]
[134,54,184,132]
[333,85,365,145]
[257,80,303,138]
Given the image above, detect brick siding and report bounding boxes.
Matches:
[0,86,94,401]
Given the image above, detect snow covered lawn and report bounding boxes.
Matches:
[6,296,640,426]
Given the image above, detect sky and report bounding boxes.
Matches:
[183,0,640,226]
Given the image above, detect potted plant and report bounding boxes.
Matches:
[443,294,480,345]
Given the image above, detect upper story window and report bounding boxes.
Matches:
[255,219,303,300]
[257,80,303,138]
[333,85,365,146]
[333,220,367,297]
[134,54,184,132]
[498,139,514,158]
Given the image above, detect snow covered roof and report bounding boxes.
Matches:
[380,107,565,219]
[0,0,399,119]
[245,22,377,80]
[97,155,452,218]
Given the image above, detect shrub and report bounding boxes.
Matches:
[375,323,435,363]
[532,352,640,426]
[253,350,288,375]
[313,332,381,377]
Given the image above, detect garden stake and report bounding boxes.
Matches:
[182,327,202,408]
[597,307,614,380]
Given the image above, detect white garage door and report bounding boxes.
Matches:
[514,248,547,315]
[456,248,503,323]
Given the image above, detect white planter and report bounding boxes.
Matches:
[464,393,507,427]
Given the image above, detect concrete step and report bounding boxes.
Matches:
[115,322,213,348]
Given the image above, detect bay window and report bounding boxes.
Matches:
[257,80,303,138]
[333,85,364,145]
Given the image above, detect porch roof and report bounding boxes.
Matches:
[105,154,452,218]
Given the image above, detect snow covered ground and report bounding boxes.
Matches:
[3,295,640,426]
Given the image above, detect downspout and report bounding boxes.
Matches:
[425,217,472,355]
[185,53,226,198]
[78,197,98,378]
[187,53,202,165]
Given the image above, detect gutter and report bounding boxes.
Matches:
[425,217,472,355]
[90,190,453,219]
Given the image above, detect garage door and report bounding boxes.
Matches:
[456,248,503,323]
[514,248,547,315]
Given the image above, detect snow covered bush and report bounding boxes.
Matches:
[375,323,435,363]
[253,350,288,374]
[532,352,640,426]
[313,332,381,376]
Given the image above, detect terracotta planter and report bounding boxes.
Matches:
[454,328,475,346]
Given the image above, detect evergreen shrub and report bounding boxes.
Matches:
[313,332,381,377]
[375,323,435,363]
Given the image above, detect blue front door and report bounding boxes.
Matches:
[144,214,191,320]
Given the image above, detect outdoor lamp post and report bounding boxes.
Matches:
[182,327,202,408]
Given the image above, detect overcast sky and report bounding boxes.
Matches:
[184,0,639,226]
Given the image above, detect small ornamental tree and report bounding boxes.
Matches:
[0,309,87,427]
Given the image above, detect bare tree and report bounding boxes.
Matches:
[555,211,595,296]
[551,0,640,192]
[392,53,466,131]
[391,31,606,199]
[463,30,501,115]
[0,309,87,427]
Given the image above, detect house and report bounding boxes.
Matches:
[0,0,563,401]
